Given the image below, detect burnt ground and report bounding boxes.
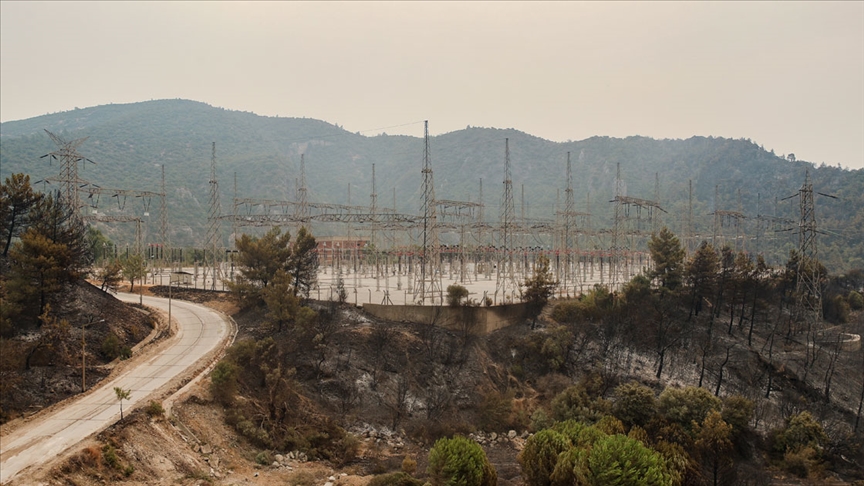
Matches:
[9,288,864,486]
[0,280,160,424]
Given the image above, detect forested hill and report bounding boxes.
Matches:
[1,99,862,272]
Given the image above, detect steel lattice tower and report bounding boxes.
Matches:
[795,170,822,324]
[414,121,442,304]
[206,142,223,290]
[611,163,623,288]
[496,138,520,302]
[563,151,575,285]
[160,164,169,265]
[41,129,94,223]
[296,154,309,223]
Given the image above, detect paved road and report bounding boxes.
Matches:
[0,294,231,484]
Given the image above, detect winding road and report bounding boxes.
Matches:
[0,293,232,484]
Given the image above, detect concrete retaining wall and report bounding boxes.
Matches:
[362,302,529,335]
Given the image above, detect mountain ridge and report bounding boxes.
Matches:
[1,99,862,271]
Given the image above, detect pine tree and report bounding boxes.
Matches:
[648,227,685,290]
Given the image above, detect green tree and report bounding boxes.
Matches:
[694,411,734,486]
[29,192,91,275]
[427,435,497,486]
[519,428,571,486]
[612,382,657,428]
[262,269,300,332]
[96,259,123,293]
[228,227,292,307]
[121,254,146,292]
[685,241,719,319]
[0,173,42,257]
[288,226,318,298]
[658,386,721,431]
[210,359,239,405]
[6,228,73,324]
[524,255,558,329]
[582,434,673,486]
[648,227,685,290]
[773,411,827,454]
[114,386,131,419]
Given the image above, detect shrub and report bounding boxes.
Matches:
[427,436,497,486]
[550,385,608,424]
[255,450,272,465]
[368,472,424,486]
[446,285,469,307]
[586,434,674,486]
[721,395,754,435]
[774,411,827,454]
[848,290,864,310]
[657,386,721,430]
[477,389,513,431]
[402,455,418,474]
[519,429,571,486]
[101,334,130,360]
[145,400,165,418]
[210,360,238,405]
[612,382,657,428]
[782,446,821,478]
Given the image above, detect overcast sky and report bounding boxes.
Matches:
[2,2,862,169]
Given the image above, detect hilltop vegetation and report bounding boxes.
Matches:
[2,99,863,272]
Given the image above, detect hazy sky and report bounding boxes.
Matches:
[2,2,862,169]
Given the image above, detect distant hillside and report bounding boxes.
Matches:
[2,99,862,272]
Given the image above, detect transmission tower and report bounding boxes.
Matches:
[414,121,442,304]
[296,154,309,223]
[563,152,575,286]
[160,164,169,267]
[206,142,223,290]
[794,170,822,325]
[40,129,95,222]
[611,163,623,289]
[496,138,520,302]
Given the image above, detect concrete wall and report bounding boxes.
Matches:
[362,302,529,335]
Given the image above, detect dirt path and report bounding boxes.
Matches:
[0,293,235,484]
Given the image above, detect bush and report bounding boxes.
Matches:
[255,450,272,465]
[612,382,657,428]
[368,472,424,486]
[446,285,469,307]
[477,389,513,431]
[721,395,754,434]
[586,434,673,486]
[210,360,238,405]
[402,455,417,474]
[782,446,820,478]
[519,429,571,486]
[145,400,165,418]
[773,411,827,454]
[848,290,864,310]
[101,334,131,360]
[550,385,608,424]
[427,436,497,486]
[657,386,721,430]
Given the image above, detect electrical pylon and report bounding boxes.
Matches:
[40,129,94,222]
[296,154,309,223]
[496,138,520,303]
[611,163,623,289]
[206,142,223,290]
[564,151,575,286]
[414,121,442,304]
[794,170,822,324]
[160,164,169,266]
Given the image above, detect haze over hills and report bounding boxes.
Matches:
[1,99,862,272]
